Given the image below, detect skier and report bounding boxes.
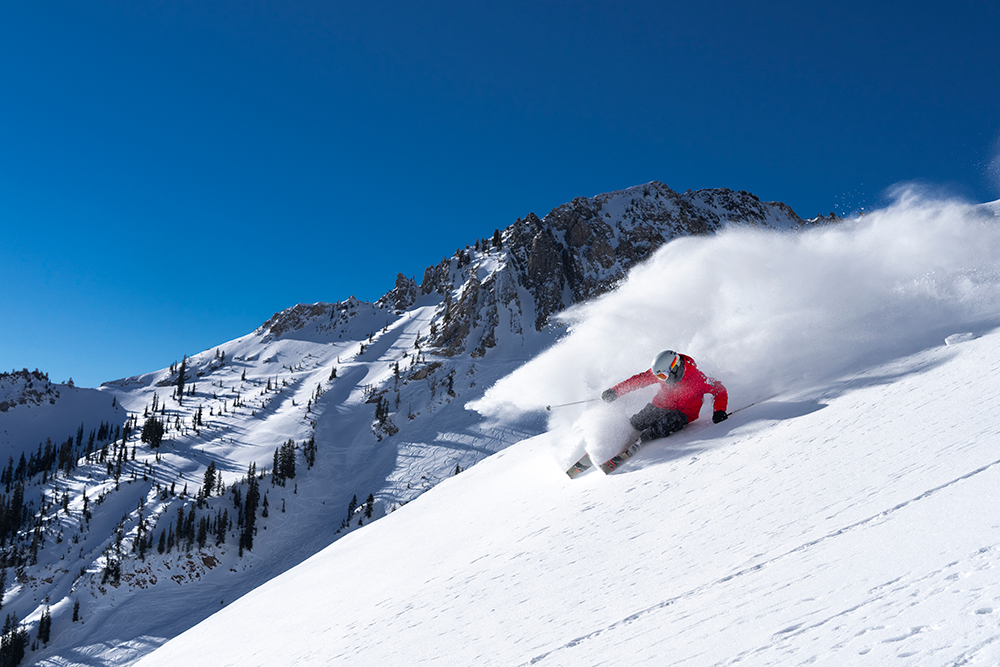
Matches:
[602,350,729,444]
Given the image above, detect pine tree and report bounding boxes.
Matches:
[347,494,357,522]
[0,613,27,666]
[186,506,196,548]
[239,463,259,554]
[197,517,208,548]
[279,440,296,480]
[304,436,317,469]
[203,461,217,497]
[177,355,187,405]
[38,605,51,645]
[215,509,229,546]
[140,417,165,449]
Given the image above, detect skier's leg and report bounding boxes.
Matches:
[630,406,687,442]
[644,410,688,440]
[602,408,689,474]
[629,403,668,432]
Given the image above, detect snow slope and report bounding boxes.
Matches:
[135,193,1000,666]
[0,372,123,458]
[18,296,545,667]
[10,182,729,665]
[134,324,1000,666]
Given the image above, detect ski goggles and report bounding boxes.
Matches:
[655,354,682,380]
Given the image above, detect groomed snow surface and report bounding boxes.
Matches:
[136,192,1000,666]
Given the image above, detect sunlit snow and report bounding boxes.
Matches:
[132,192,1000,666]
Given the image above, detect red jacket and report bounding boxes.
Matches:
[611,354,728,422]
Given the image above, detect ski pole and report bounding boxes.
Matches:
[726,392,781,417]
[545,398,600,411]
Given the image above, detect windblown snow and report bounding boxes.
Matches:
[480,191,1000,463]
[129,192,1000,666]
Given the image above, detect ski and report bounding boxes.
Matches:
[598,439,644,474]
[565,453,594,478]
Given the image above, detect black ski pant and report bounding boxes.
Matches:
[629,404,688,441]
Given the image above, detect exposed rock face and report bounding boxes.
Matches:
[257,298,363,342]
[522,225,566,331]
[0,369,58,412]
[259,302,333,340]
[420,258,454,296]
[387,274,418,312]
[258,182,826,358]
[494,181,816,336]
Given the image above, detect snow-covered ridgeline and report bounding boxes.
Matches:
[135,212,1000,666]
[36,181,1000,667]
[0,370,123,458]
[385,181,819,344]
[0,183,812,666]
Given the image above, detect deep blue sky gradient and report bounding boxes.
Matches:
[2,0,999,386]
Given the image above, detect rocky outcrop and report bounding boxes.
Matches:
[259,302,334,340]
[383,274,419,312]
[492,182,814,335]
[0,369,59,412]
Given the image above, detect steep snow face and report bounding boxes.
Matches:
[7,288,550,667]
[9,186,994,667]
[134,300,1000,667]
[132,191,1000,667]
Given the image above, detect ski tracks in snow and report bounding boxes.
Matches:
[524,456,1000,666]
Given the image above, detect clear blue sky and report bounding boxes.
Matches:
[2,0,998,387]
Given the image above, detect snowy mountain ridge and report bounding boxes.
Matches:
[266,181,818,356]
[9,185,998,666]
[133,191,1000,666]
[0,182,825,667]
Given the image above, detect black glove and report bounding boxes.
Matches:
[602,388,618,403]
[712,410,728,424]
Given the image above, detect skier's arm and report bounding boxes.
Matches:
[610,370,657,398]
[708,378,728,414]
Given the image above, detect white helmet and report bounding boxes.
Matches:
[651,350,685,383]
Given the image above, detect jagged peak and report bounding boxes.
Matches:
[378,273,420,312]
[243,182,821,358]
[364,181,823,359]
